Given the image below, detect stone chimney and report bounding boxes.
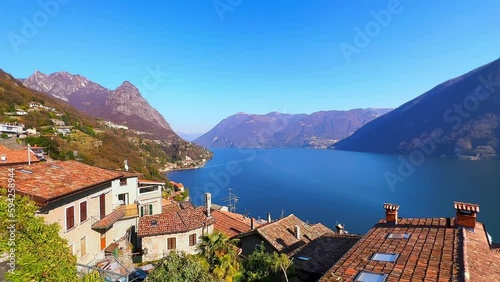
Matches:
[384,203,400,225]
[205,193,212,217]
[454,202,480,229]
[294,225,301,239]
[267,212,272,222]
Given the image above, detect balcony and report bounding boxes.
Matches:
[122,204,139,218]
[91,204,139,230]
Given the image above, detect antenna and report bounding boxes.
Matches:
[281,208,286,218]
[27,144,31,165]
[222,188,239,213]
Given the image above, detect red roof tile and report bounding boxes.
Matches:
[241,214,334,255]
[464,223,500,281]
[138,206,215,237]
[320,203,500,282]
[211,210,257,238]
[319,217,461,282]
[292,232,361,275]
[92,206,126,229]
[0,160,123,205]
[0,145,40,166]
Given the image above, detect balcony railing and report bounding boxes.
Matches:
[122,204,139,218]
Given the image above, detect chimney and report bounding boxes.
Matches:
[383,203,400,225]
[454,202,479,229]
[267,212,272,222]
[251,218,255,230]
[294,225,301,239]
[205,193,212,217]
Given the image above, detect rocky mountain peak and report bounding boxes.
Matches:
[22,71,178,140]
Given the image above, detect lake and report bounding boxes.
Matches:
[168,148,500,239]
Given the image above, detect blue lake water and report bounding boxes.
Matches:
[169,148,500,239]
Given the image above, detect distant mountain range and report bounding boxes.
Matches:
[22,71,178,140]
[194,109,392,148]
[333,58,500,160]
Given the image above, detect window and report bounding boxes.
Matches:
[139,186,159,194]
[118,193,128,205]
[354,271,387,282]
[120,178,127,186]
[371,253,398,263]
[387,233,410,239]
[167,238,176,250]
[69,244,74,255]
[140,204,153,217]
[189,234,197,246]
[66,206,75,231]
[80,201,87,223]
[81,237,87,257]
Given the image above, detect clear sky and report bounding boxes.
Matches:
[1,0,499,134]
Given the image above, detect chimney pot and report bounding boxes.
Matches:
[454,202,479,229]
[294,225,301,239]
[384,203,399,225]
[251,218,255,230]
[205,193,212,217]
[267,212,271,223]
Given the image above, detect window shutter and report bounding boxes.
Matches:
[140,206,144,217]
[80,201,87,222]
[149,204,153,215]
[66,206,75,230]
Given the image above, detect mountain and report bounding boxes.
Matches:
[332,58,500,160]
[176,131,203,142]
[1,68,212,176]
[194,109,392,148]
[22,71,177,140]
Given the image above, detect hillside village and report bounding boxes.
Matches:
[1,144,500,281]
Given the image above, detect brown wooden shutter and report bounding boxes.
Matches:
[66,206,75,230]
[80,201,87,222]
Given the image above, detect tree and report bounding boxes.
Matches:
[198,231,241,282]
[242,244,294,282]
[0,191,78,281]
[146,251,217,282]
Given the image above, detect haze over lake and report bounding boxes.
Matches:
[169,148,500,239]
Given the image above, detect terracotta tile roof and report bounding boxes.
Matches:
[162,202,181,213]
[180,201,195,210]
[0,160,123,205]
[320,209,500,282]
[169,181,184,187]
[211,210,260,238]
[138,206,215,237]
[463,223,500,281]
[292,232,361,276]
[92,206,126,229]
[320,218,461,282]
[241,214,334,255]
[0,145,40,166]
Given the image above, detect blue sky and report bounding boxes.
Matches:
[1,0,500,134]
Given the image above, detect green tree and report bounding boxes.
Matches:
[198,231,241,282]
[146,251,218,282]
[0,191,78,281]
[242,244,294,282]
